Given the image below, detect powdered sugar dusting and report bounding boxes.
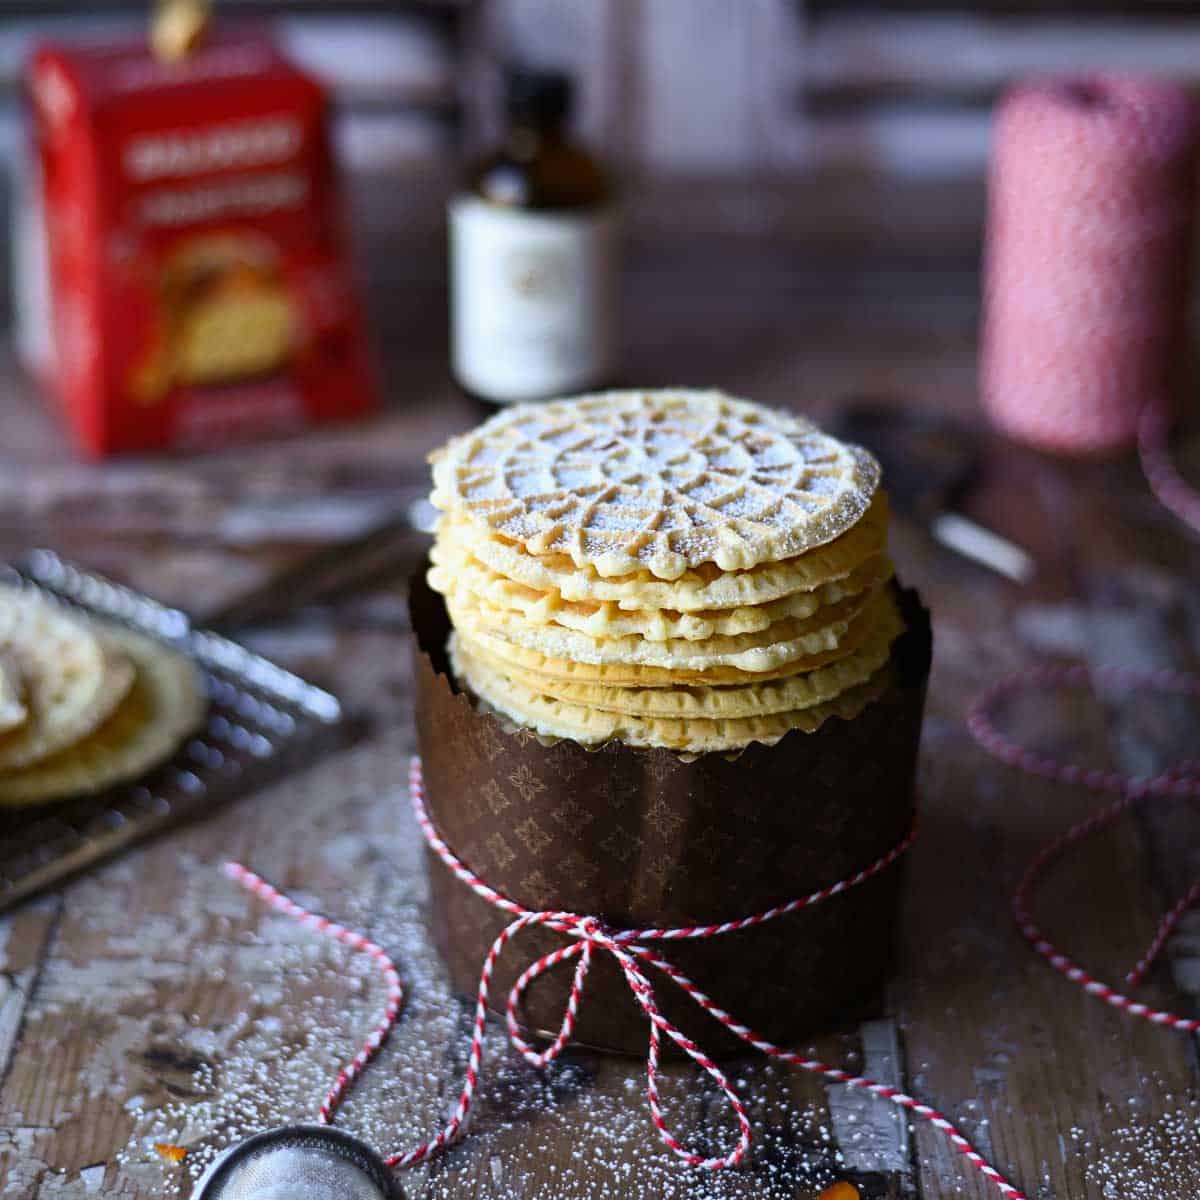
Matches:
[1074,1089,1200,1200]
[430,391,881,579]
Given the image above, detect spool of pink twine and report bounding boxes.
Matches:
[981,76,1200,456]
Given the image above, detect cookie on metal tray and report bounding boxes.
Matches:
[0,624,207,807]
[0,589,134,771]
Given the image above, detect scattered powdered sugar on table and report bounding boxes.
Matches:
[114,841,858,1199]
[115,886,452,1193]
[1074,1088,1200,1200]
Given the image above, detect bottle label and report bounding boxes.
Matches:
[450,194,616,404]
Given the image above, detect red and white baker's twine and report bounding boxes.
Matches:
[224,757,1030,1199]
[1139,405,1200,538]
[970,668,1200,1037]
[969,435,1200,1030]
[221,862,404,1123]
[982,76,1200,457]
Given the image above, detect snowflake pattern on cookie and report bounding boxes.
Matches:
[430,390,880,580]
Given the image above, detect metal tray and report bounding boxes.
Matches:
[0,550,347,913]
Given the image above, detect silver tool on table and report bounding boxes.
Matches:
[191,1125,404,1200]
[836,401,1035,585]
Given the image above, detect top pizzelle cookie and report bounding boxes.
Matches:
[430,390,882,581]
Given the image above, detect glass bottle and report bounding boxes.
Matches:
[449,66,617,406]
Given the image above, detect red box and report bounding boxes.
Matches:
[24,30,379,457]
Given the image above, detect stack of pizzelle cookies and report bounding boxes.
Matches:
[0,587,208,807]
[427,389,906,754]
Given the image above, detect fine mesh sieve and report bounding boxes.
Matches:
[190,1125,404,1200]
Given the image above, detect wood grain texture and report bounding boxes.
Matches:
[1,210,1199,1198]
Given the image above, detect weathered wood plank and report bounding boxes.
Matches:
[0,895,59,1083]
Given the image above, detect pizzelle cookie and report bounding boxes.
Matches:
[445,586,870,673]
[452,598,901,720]
[0,586,209,805]
[427,389,906,753]
[0,591,136,771]
[430,535,893,642]
[454,598,882,688]
[455,634,894,752]
[431,390,880,580]
[437,490,890,612]
[0,593,26,732]
[0,625,208,807]
[0,651,27,735]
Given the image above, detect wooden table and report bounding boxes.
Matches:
[2,213,1200,1200]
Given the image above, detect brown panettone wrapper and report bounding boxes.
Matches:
[410,567,931,1056]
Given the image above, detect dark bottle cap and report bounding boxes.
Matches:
[506,66,572,126]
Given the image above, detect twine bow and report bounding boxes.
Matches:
[405,756,924,1171]
[225,758,1030,1199]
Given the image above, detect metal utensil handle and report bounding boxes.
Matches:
[930,512,1035,584]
